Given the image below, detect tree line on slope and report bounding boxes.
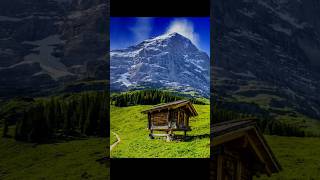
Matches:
[2,91,109,142]
[111,89,207,107]
[0,89,311,141]
[212,104,307,137]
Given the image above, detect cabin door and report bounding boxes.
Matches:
[222,155,238,180]
[169,110,178,128]
[178,111,184,128]
[215,155,238,180]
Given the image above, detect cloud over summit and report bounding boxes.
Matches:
[165,19,200,47]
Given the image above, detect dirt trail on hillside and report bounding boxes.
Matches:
[110,131,120,151]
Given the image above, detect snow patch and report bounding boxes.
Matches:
[230,29,267,44]
[111,49,142,58]
[115,72,132,87]
[238,8,256,18]
[270,24,292,35]
[0,16,21,22]
[231,71,256,78]
[0,15,56,22]
[22,35,72,79]
[258,0,307,29]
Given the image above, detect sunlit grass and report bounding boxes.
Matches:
[110,104,210,158]
[256,135,320,180]
[0,127,109,180]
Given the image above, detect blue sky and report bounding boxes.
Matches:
[110,17,210,55]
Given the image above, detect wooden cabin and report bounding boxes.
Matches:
[211,119,281,180]
[141,100,198,141]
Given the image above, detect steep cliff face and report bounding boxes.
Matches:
[60,0,109,79]
[0,0,109,98]
[212,0,320,119]
[110,33,210,97]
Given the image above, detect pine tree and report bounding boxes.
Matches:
[2,118,9,137]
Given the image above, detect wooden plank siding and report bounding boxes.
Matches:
[143,100,198,140]
[151,111,169,126]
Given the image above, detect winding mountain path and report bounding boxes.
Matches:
[110,131,121,151]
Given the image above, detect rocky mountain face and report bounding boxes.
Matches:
[0,0,109,99]
[110,33,210,97]
[212,0,320,119]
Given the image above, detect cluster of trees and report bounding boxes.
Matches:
[13,91,109,142]
[257,118,306,137]
[111,89,206,107]
[212,104,306,137]
[211,104,251,123]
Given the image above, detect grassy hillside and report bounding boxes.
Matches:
[230,92,320,136]
[0,127,109,180]
[256,135,320,180]
[110,104,210,158]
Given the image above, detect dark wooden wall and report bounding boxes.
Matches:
[149,107,191,129]
[151,111,169,126]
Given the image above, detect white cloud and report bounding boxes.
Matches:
[166,19,200,47]
[130,18,153,43]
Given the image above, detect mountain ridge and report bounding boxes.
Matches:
[110,32,210,98]
[0,0,109,98]
[212,0,320,122]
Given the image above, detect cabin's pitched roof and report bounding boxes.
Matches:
[211,119,281,176]
[141,100,198,116]
[212,119,256,136]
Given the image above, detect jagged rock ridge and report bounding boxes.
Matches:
[212,0,320,119]
[110,32,210,97]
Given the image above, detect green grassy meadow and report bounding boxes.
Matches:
[256,135,320,180]
[110,104,210,158]
[0,127,109,180]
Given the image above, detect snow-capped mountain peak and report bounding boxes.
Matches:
[110,32,210,97]
[145,32,191,43]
